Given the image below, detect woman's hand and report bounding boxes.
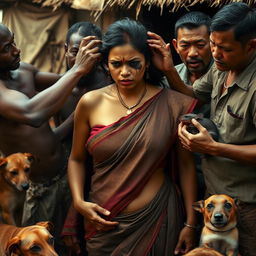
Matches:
[76,201,119,231]
[174,226,196,255]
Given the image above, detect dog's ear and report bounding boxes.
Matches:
[0,158,7,169]
[36,221,54,233]
[24,153,35,163]
[5,236,21,256]
[0,151,4,158]
[233,197,241,208]
[192,200,205,213]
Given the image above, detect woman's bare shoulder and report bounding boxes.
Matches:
[78,84,114,108]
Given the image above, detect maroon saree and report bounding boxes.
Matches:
[84,88,196,255]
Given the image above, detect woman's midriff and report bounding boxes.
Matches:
[121,168,164,213]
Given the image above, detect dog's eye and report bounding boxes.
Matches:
[24,168,30,173]
[224,202,232,209]
[48,237,55,245]
[206,203,214,209]
[10,170,18,176]
[30,245,41,252]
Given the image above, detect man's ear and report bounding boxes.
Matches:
[246,38,256,53]
[172,39,178,53]
[192,200,205,213]
[6,236,21,256]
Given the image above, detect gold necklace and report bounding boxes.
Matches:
[116,84,147,115]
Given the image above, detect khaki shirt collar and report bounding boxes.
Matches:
[176,59,213,85]
[232,54,256,91]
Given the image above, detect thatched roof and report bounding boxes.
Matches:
[103,0,255,12]
[32,0,256,9]
[28,0,256,17]
[32,0,73,10]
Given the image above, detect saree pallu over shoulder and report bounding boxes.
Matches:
[85,89,196,247]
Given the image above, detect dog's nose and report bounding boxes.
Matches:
[214,213,223,221]
[21,183,30,191]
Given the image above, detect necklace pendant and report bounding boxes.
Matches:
[126,109,132,115]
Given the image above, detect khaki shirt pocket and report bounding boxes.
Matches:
[222,105,245,143]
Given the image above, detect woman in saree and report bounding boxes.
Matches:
[68,18,197,255]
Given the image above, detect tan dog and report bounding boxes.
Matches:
[185,247,223,256]
[0,221,58,256]
[0,152,34,226]
[193,194,238,256]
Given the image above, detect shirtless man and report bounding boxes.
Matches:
[55,21,110,151]
[0,23,101,253]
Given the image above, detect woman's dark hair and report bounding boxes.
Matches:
[211,2,256,44]
[101,18,163,84]
[66,21,102,44]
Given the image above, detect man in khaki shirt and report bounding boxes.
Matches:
[148,2,256,255]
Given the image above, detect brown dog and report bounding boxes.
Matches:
[193,194,238,256]
[185,247,223,256]
[0,221,58,255]
[0,152,34,226]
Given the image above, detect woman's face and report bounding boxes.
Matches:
[108,44,147,89]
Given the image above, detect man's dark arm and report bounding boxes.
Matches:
[0,36,101,127]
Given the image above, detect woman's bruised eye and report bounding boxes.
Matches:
[110,61,122,68]
[128,60,142,69]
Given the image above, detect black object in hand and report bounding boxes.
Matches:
[179,113,219,141]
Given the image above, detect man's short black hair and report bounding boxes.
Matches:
[66,21,102,44]
[174,11,211,38]
[211,2,256,43]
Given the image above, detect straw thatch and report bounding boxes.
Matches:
[32,0,73,10]
[32,0,256,16]
[31,0,256,10]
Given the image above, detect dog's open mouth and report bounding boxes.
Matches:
[211,221,227,228]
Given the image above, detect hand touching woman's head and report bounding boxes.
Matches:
[101,18,163,85]
[101,18,150,64]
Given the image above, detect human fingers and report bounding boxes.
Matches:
[83,51,101,65]
[178,122,184,135]
[190,119,214,143]
[84,39,102,50]
[74,51,101,74]
[88,46,101,54]
[96,219,119,231]
[179,124,192,142]
[191,119,207,133]
[94,204,110,216]
[182,228,196,254]
[147,31,162,40]
[147,39,167,50]
[174,237,183,255]
[90,216,118,232]
[79,36,97,47]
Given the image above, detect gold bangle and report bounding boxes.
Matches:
[184,222,199,230]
